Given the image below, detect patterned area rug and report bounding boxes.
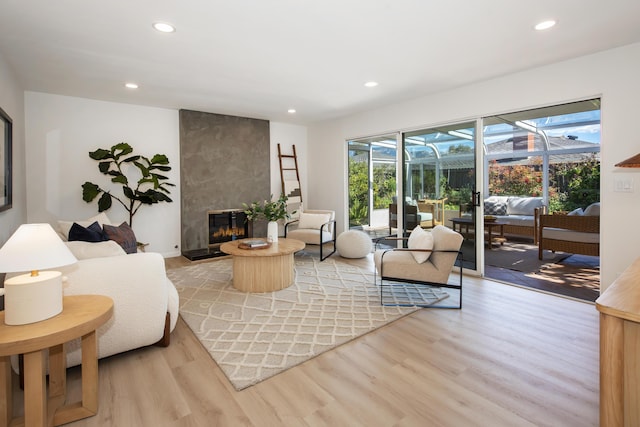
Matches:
[167,254,448,390]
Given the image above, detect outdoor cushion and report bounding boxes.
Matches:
[495,215,535,227]
[568,208,584,216]
[417,212,434,221]
[542,227,600,244]
[485,196,510,205]
[507,197,544,216]
[583,202,600,216]
[484,200,507,216]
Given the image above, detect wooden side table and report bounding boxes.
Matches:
[0,295,113,427]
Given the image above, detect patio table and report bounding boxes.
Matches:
[450,217,506,250]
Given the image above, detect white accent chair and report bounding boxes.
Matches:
[374,225,463,308]
[284,209,337,261]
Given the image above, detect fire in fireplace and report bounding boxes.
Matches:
[208,209,248,247]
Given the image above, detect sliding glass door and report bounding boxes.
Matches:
[347,135,398,234]
[345,99,600,291]
[481,99,601,294]
[403,121,479,271]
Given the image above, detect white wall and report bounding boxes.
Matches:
[0,53,26,244]
[270,122,308,203]
[22,92,309,257]
[307,42,640,291]
[24,92,181,257]
[270,122,307,236]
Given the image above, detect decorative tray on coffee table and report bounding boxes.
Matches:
[238,239,272,250]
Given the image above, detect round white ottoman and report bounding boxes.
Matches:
[336,230,373,259]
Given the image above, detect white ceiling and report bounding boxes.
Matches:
[1,1,639,125]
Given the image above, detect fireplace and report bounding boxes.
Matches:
[208,209,249,247]
[181,209,250,261]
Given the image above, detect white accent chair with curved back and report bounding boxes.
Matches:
[374,225,463,308]
[284,209,336,261]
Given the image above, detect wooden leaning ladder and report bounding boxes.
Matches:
[277,143,303,206]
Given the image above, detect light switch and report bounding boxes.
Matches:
[614,178,634,192]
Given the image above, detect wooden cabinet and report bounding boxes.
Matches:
[596,258,640,426]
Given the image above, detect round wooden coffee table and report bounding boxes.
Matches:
[220,238,305,292]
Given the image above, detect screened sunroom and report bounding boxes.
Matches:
[348,98,601,233]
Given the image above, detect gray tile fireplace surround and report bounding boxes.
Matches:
[179,110,270,259]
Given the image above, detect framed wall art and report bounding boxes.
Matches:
[0,106,12,212]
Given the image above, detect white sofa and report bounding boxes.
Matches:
[12,240,179,371]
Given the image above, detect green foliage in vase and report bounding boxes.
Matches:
[81,142,175,227]
[243,194,293,222]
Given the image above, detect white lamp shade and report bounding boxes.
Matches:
[0,223,77,273]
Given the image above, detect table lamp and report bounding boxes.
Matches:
[0,223,77,325]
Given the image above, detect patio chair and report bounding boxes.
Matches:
[389,203,434,235]
[374,225,464,308]
[418,197,447,226]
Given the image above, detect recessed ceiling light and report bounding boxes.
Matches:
[125,83,139,89]
[287,109,296,114]
[364,81,379,88]
[535,20,556,31]
[153,22,176,33]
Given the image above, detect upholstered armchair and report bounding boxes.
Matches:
[374,225,463,308]
[284,209,336,261]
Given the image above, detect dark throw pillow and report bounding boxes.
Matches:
[68,221,108,242]
[484,200,507,216]
[103,222,137,254]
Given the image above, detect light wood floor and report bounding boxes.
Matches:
[14,254,599,426]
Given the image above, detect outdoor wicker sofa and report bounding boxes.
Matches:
[460,196,546,243]
[538,205,600,259]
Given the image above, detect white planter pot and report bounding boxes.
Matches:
[267,221,279,243]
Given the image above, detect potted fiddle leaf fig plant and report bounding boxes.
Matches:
[82,142,175,227]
